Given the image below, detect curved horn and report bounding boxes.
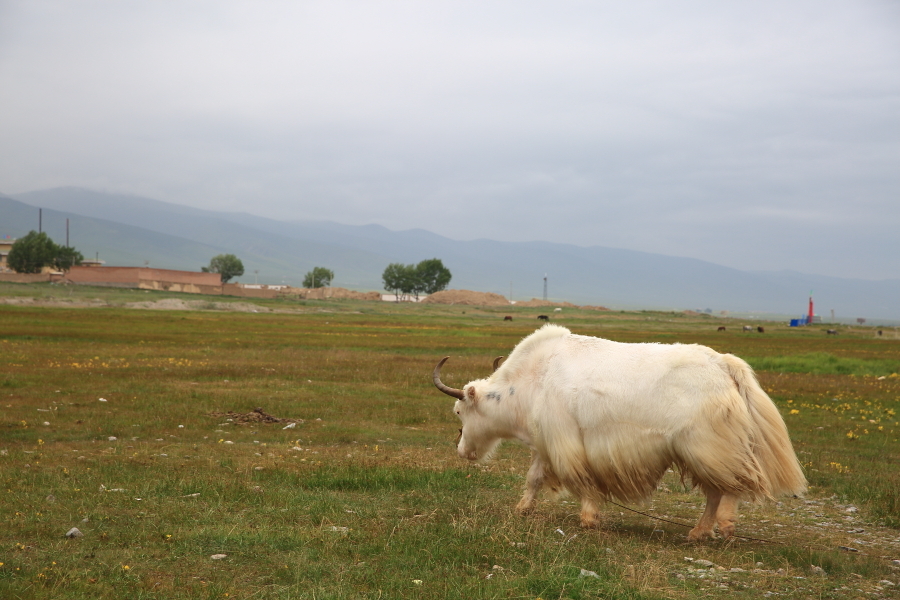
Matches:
[433,357,464,399]
[492,356,504,372]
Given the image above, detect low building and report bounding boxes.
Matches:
[0,237,15,271]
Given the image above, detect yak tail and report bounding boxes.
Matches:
[720,354,807,499]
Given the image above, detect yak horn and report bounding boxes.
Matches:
[433,357,464,399]
[492,356,504,372]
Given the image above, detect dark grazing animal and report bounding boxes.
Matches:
[757,326,765,333]
[537,315,549,321]
[717,326,726,332]
[503,316,513,321]
[826,329,838,335]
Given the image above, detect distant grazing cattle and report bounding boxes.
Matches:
[757,326,765,333]
[553,308,562,312]
[878,330,883,337]
[742,326,753,332]
[537,315,549,321]
[433,324,806,541]
[717,326,727,332]
[826,329,838,335]
[503,316,513,321]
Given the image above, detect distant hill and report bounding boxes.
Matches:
[4,187,899,321]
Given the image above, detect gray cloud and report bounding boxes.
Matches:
[1,1,899,279]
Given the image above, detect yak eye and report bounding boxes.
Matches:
[455,410,460,415]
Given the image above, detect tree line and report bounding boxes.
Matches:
[200,255,451,300]
[6,235,452,299]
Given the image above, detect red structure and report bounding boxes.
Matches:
[808,291,814,324]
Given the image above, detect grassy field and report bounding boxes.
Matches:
[1,283,898,599]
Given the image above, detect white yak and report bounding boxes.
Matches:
[433,324,806,541]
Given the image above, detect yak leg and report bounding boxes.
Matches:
[515,454,546,515]
[716,494,739,539]
[579,496,601,529]
[688,488,723,541]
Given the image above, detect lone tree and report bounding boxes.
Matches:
[303,267,334,288]
[382,258,451,301]
[7,231,83,274]
[202,254,244,283]
[415,258,452,295]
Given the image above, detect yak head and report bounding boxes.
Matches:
[433,356,504,462]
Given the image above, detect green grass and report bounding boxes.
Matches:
[747,352,900,376]
[1,283,898,599]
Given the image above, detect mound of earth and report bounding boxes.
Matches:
[581,305,611,311]
[514,298,579,308]
[421,289,511,306]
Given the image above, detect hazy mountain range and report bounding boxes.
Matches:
[2,187,899,322]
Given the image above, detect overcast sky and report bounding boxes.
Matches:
[1,1,898,279]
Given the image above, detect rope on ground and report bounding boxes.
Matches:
[605,499,785,545]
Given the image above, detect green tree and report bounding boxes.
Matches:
[202,254,244,283]
[7,231,63,274]
[382,262,417,301]
[382,259,451,301]
[53,245,84,273]
[303,267,334,288]
[415,258,451,295]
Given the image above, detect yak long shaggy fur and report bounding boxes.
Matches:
[450,324,806,536]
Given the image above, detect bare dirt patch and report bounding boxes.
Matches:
[0,296,109,308]
[124,299,272,312]
[208,407,304,425]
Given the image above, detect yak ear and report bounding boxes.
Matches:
[466,386,477,402]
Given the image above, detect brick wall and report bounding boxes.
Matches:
[64,266,222,288]
[0,272,52,283]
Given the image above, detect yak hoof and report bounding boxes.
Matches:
[687,527,716,542]
[515,499,535,515]
[717,520,736,540]
[580,512,601,529]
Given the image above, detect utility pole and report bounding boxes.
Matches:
[543,274,548,301]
